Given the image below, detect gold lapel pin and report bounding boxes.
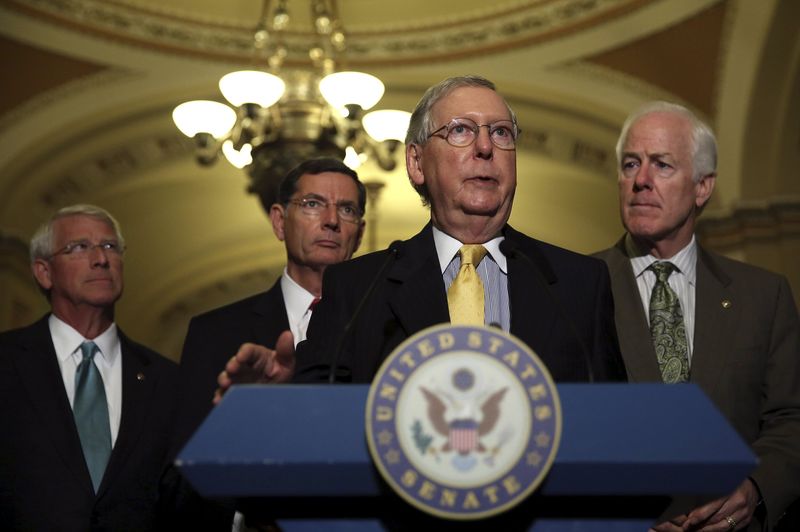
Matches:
[136,372,145,381]
[721,299,732,309]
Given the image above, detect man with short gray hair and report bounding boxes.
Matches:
[217,75,626,390]
[0,204,178,531]
[595,102,800,531]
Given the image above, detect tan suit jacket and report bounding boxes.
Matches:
[596,237,800,530]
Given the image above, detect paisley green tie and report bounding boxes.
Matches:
[74,341,112,492]
[648,262,689,383]
[448,245,488,325]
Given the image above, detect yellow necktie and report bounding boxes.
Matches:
[448,245,488,325]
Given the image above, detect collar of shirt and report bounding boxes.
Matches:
[49,314,119,368]
[626,233,698,286]
[431,225,507,273]
[280,267,317,326]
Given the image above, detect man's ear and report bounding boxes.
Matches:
[695,173,716,209]
[32,259,53,291]
[406,144,425,187]
[269,204,286,242]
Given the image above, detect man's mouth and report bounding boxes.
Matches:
[466,176,498,185]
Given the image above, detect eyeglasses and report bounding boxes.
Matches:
[427,117,519,150]
[288,197,362,224]
[50,239,125,259]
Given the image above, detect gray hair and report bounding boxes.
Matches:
[405,75,518,204]
[615,101,717,182]
[30,204,125,263]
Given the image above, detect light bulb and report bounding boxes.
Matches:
[172,101,236,139]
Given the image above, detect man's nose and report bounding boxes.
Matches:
[321,204,341,229]
[89,244,111,266]
[633,163,654,190]
[474,126,494,159]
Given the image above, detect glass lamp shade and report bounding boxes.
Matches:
[172,100,237,138]
[319,71,385,111]
[222,140,253,169]
[343,146,363,170]
[362,109,411,142]
[219,70,286,107]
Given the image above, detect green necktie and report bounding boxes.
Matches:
[648,262,689,383]
[448,245,488,325]
[74,341,112,493]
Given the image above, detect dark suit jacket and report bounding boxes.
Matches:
[174,279,289,448]
[0,315,178,532]
[596,238,800,530]
[169,280,289,530]
[295,223,626,383]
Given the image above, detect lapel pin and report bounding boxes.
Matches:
[721,300,732,309]
[136,372,145,381]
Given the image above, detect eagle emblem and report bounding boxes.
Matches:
[365,324,561,520]
[416,368,510,470]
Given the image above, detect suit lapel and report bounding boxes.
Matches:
[12,316,95,496]
[99,332,155,497]
[604,239,662,381]
[251,280,290,347]
[387,224,450,335]
[504,228,560,357]
[689,247,736,391]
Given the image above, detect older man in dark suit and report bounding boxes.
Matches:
[216,75,626,391]
[175,157,366,446]
[172,157,366,530]
[0,204,178,531]
[595,102,800,531]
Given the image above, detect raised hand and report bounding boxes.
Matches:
[213,330,296,404]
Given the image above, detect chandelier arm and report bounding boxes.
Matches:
[173,0,409,219]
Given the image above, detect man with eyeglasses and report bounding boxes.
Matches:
[0,204,179,531]
[595,102,800,532]
[216,75,625,393]
[171,157,365,529]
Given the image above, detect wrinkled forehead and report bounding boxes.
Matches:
[431,86,512,124]
[294,171,359,202]
[53,214,116,241]
[624,112,693,155]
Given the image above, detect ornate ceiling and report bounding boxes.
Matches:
[1,0,797,358]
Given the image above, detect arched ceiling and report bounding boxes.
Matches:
[1,0,797,358]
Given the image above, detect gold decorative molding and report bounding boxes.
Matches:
[37,131,193,208]
[698,198,800,250]
[555,61,703,118]
[7,0,652,64]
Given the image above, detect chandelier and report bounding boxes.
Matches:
[171,0,410,212]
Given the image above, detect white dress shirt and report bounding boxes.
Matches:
[626,234,698,363]
[432,225,511,331]
[280,268,318,347]
[49,314,122,445]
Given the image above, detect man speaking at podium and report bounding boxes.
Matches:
[217,75,626,396]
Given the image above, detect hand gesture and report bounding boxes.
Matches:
[213,330,296,404]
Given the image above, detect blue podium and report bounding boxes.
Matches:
[176,383,756,531]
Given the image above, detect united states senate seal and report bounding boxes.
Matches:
[365,324,561,520]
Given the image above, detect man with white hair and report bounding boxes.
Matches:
[595,102,800,531]
[0,204,178,531]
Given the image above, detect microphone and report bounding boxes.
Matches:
[499,239,595,383]
[327,240,404,383]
